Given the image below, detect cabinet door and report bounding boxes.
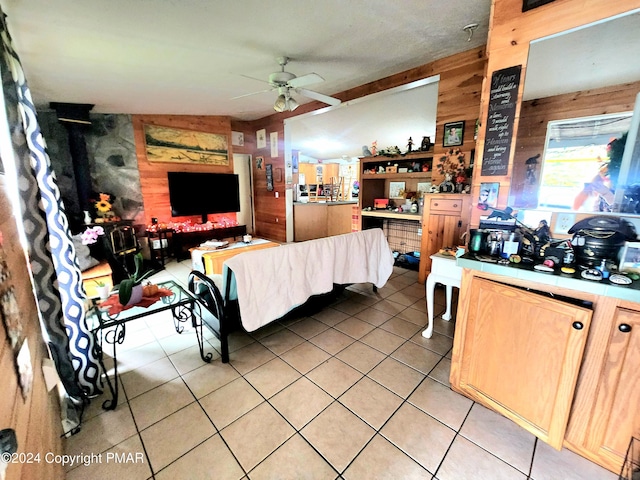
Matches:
[456,277,592,449]
[588,307,640,467]
[418,195,469,283]
[421,212,463,274]
[426,213,463,255]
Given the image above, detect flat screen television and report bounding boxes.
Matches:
[168,172,240,223]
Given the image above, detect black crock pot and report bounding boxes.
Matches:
[568,216,637,266]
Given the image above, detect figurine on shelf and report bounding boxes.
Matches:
[371,141,377,156]
[420,136,432,151]
[534,220,551,245]
[362,145,372,157]
[406,137,414,153]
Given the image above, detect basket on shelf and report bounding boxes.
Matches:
[620,437,640,480]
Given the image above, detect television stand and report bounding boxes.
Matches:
[172,225,247,260]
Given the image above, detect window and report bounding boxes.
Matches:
[538,113,632,212]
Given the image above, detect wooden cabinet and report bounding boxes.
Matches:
[452,275,592,449]
[418,194,471,283]
[298,163,340,186]
[565,302,640,472]
[451,264,640,473]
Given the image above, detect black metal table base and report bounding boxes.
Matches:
[172,302,212,363]
[95,299,212,410]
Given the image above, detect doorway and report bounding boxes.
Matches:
[234,154,255,234]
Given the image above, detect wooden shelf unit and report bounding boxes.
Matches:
[359,151,434,212]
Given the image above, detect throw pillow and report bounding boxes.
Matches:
[71,234,100,272]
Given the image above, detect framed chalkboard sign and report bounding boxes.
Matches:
[481,65,522,176]
[523,0,555,12]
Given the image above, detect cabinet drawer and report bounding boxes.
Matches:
[429,198,463,212]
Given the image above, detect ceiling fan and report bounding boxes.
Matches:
[234,56,341,112]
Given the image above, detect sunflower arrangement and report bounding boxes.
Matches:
[92,192,118,222]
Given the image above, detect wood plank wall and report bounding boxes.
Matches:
[242,116,288,242]
[471,0,640,227]
[0,175,63,480]
[510,80,640,208]
[131,114,236,227]
[251,46,486,241]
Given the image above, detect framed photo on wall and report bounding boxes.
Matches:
[270,132,278,158]
[478,182,499,210]
[256,129,267,149]
[443,121,464,147]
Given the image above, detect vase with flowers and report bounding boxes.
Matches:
[92,192,119,223]
[435,149,468,192]
[81,225,105,245]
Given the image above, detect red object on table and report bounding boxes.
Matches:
[99,288,173,315]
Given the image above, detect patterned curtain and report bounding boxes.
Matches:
[0,10,102,433]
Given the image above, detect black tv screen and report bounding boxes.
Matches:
[168,172,240,222]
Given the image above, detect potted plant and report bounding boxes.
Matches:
[117,253,155,306]
[94,280,111,300]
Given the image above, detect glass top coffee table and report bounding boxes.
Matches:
[89,280,212,409]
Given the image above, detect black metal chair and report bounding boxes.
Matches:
[187,270,237,363]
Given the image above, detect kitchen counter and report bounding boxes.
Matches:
[457,254,639,302]
[293,202,356,241]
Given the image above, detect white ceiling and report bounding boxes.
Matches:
[287,77,440,160]
[1,0,491,121]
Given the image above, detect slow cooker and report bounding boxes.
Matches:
[568,216,637,267]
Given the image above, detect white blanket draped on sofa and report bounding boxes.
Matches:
[223,228,395,332]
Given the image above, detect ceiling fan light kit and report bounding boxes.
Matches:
[273,86,299,112]
[239,56,341,110]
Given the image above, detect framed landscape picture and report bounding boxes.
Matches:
[143,124,229,166]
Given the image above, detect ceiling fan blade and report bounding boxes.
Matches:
[239,73,270,85]
[295,88,341,106]
[288,73,324,88]
[231,87,274,100]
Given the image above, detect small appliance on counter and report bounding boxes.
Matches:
[568,215,638,267]
[294,184,309,203]
[468,228,520,257]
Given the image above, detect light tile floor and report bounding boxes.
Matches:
[65,259,619,480]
